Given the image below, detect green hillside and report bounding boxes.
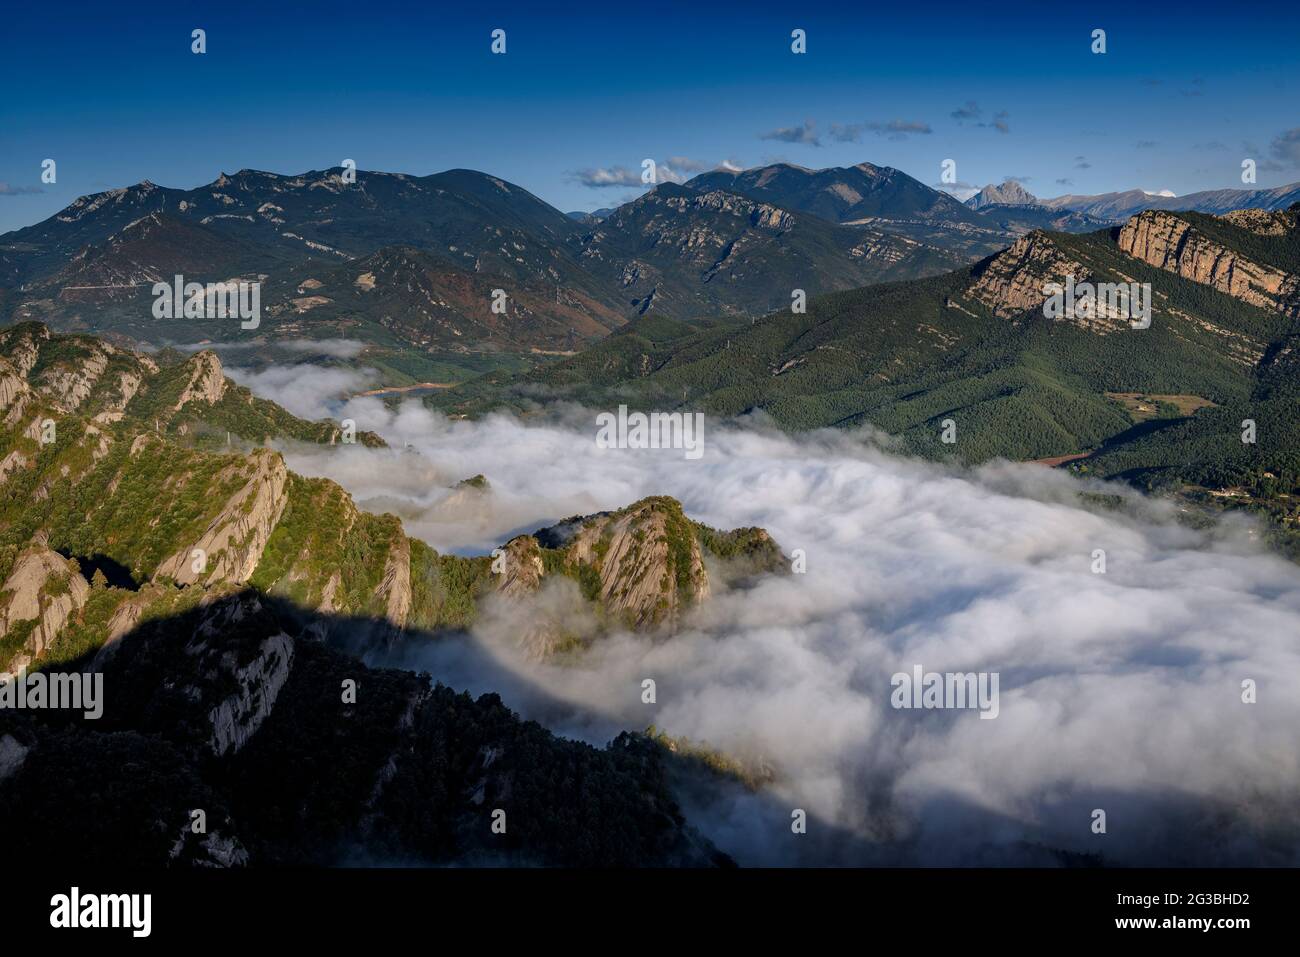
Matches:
[431,214,1300,551]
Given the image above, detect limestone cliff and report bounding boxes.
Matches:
[154,449,289,586]
[172,350,227,410]
[204,630,294,757]
[566,498,711,630]
[1117,210,1300,318]
[0,546,90,673]
[494,535,545,599]
[965,232,1090,319]
[373,533,412,628]
[498,497,785,635]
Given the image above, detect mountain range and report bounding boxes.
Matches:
[6,161,1296,375]
[963,178,1300,222]
[1038,182,1300,220]
[6,158,1299,549]
[0,164,1000,371]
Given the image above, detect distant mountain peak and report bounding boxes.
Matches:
[566,207,614,224]
[967,181,1039,209]
[683,159,983,226]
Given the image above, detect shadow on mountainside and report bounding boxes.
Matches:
[0,590,890,868]
[2,590,1264,868]
[0,590,731,867]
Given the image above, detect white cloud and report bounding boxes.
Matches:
[176,338,368,359]
[224,363,374,421]
[246,380,1300,866]
[571,158,712,189]
[758,120,821,147]
[570,166,644,188]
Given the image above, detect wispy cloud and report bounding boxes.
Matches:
[983,110,1011,134]
[951,102,1009,133]
[666,156,708,173]
[830,119,932,142]
[933,179,978,201]
[223,363,375,420]
[758,120,821,147]
[570,166,644,188]
[1269,128,1300,168]
[570,157,713,188]
[0,183,44,196]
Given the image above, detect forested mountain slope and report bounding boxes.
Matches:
[432,207,1300,551]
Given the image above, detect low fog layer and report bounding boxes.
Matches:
[245,369,1300,866]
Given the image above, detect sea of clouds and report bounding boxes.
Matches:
[240,365,1300,866]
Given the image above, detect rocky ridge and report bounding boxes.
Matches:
[1117,210,1300,318]
[0,324,785,676]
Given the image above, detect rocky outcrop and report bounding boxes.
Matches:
[205,629,294,756]
[2,394,31,429]
[154,449,289,586]
[661,189,796,232]
[0,587,729,868]
[0,546,91,672]
[0,357,27,411]
[79,422,113,464]
[92,370,144,423]
[0,450,27,485]
[495,535,546,599]
[317,571,342,614]
[567,497,710,630]
[0,733,29,783]
[21,415,47,443]
[374,535,412,628]
[172,350,227,410]
[966,232,1089,319]
[38,343,110,412]
[0,323,49,378]
[1222,207,1297,236]
[1117,210,1300,318]
[493,498,785,638]
[103,589,153,645]
[0,324,162,427]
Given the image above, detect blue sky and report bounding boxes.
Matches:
[1,0,1298,233]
